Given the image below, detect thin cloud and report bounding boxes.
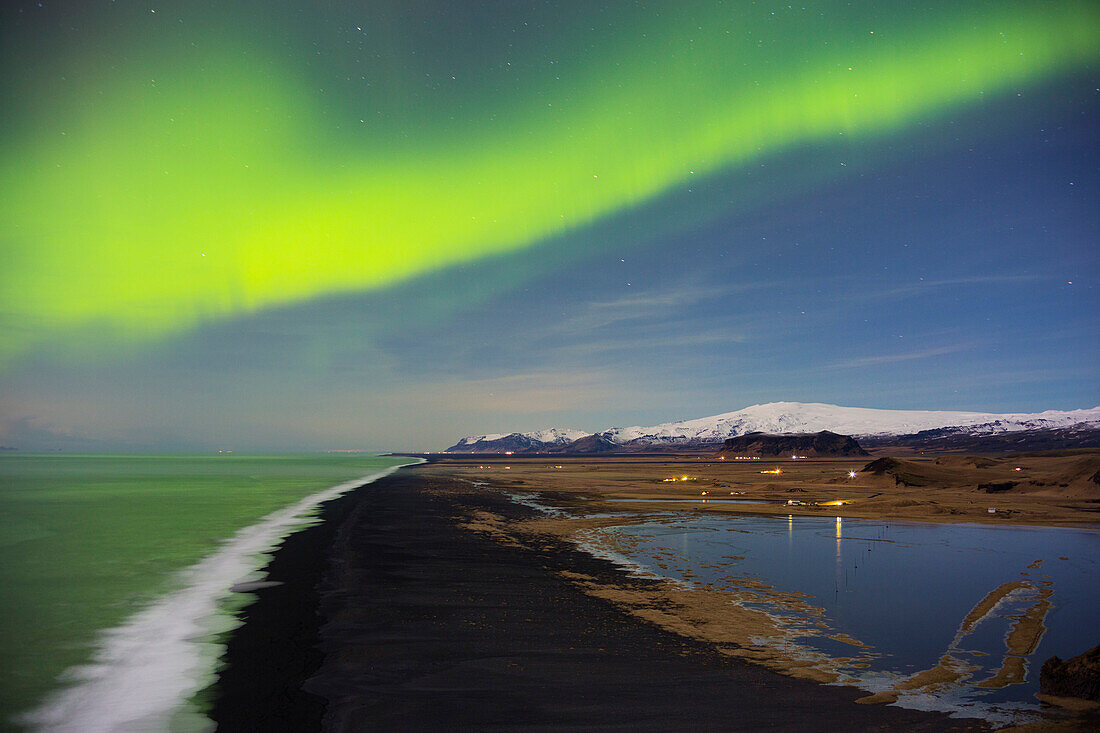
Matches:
[829,344,972,369]
[556,282,766,334]
[546,329,749,363]
[854,274,1046,302]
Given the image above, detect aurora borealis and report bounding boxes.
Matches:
[1,1,1098,450]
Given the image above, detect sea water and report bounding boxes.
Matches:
[0,454,416,733]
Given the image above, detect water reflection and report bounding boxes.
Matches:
[590,514,1100,723]
[606,498,782,505]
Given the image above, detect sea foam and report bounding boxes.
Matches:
[20,460,419,733]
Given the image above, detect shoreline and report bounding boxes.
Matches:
[16,462,412,733]
[210,467,988,731]
[206,477,360,730]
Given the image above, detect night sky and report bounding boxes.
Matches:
[1,1,1097,451]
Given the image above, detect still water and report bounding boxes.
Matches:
[606,498,783,505]
[587,513,1100,723]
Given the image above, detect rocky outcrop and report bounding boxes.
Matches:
[859,457,961,487]
[1041,645,1100,701]
[445,433,547,453]
[547,434,620,454]
[719,431,869,458]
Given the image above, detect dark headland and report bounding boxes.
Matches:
[208,466,984,732]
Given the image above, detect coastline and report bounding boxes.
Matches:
[14,460,412,733]
[210,466,987,731]
[206,476,361,730]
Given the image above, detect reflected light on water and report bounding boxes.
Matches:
[836,516,843,561]
[595,512,1100,724]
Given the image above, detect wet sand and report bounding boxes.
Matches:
[209,469,985,731]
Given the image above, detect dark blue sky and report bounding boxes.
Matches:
[1,2,1096,451]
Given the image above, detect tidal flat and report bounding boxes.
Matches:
[424,452,1100,728]
[579,513,1098,723]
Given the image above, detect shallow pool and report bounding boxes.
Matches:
[606,498,783,505]
[586,513,1100,723]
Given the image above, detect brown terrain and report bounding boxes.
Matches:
[418,448,1100,528]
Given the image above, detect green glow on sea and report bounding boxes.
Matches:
[0,453,407,728]
[1,1,1097,364]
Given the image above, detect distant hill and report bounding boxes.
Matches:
[545,434,619,454]
[860,424,1100,452]
[860,453,1100,495]
[445,428,589,453]
[860,457,960,487]
[443,402,1100,454]
[719,431,869,458]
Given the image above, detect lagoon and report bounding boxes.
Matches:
[585,512,1100,723]
[606,498,783,505]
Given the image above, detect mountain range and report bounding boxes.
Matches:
[444,402,1100,454]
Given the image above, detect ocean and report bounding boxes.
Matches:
[0,453,413,732]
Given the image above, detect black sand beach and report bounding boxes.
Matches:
[210,468,985,731]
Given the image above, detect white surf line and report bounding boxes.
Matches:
[20,458,423,733]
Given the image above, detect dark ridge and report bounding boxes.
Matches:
[546,433,620,453]
[720,430,869,458]
[1041,645,1100,701]
[444,432,547,454]
[859,457,963,488]
[861,457,904,474]
[860,425,1100,452]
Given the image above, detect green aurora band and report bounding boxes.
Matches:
[1,1,1097,364]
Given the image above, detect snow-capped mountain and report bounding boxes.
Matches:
[526,428,593,444]
[445,428,589,453]
[595,402,1100,446]
[443,402,1100,453]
